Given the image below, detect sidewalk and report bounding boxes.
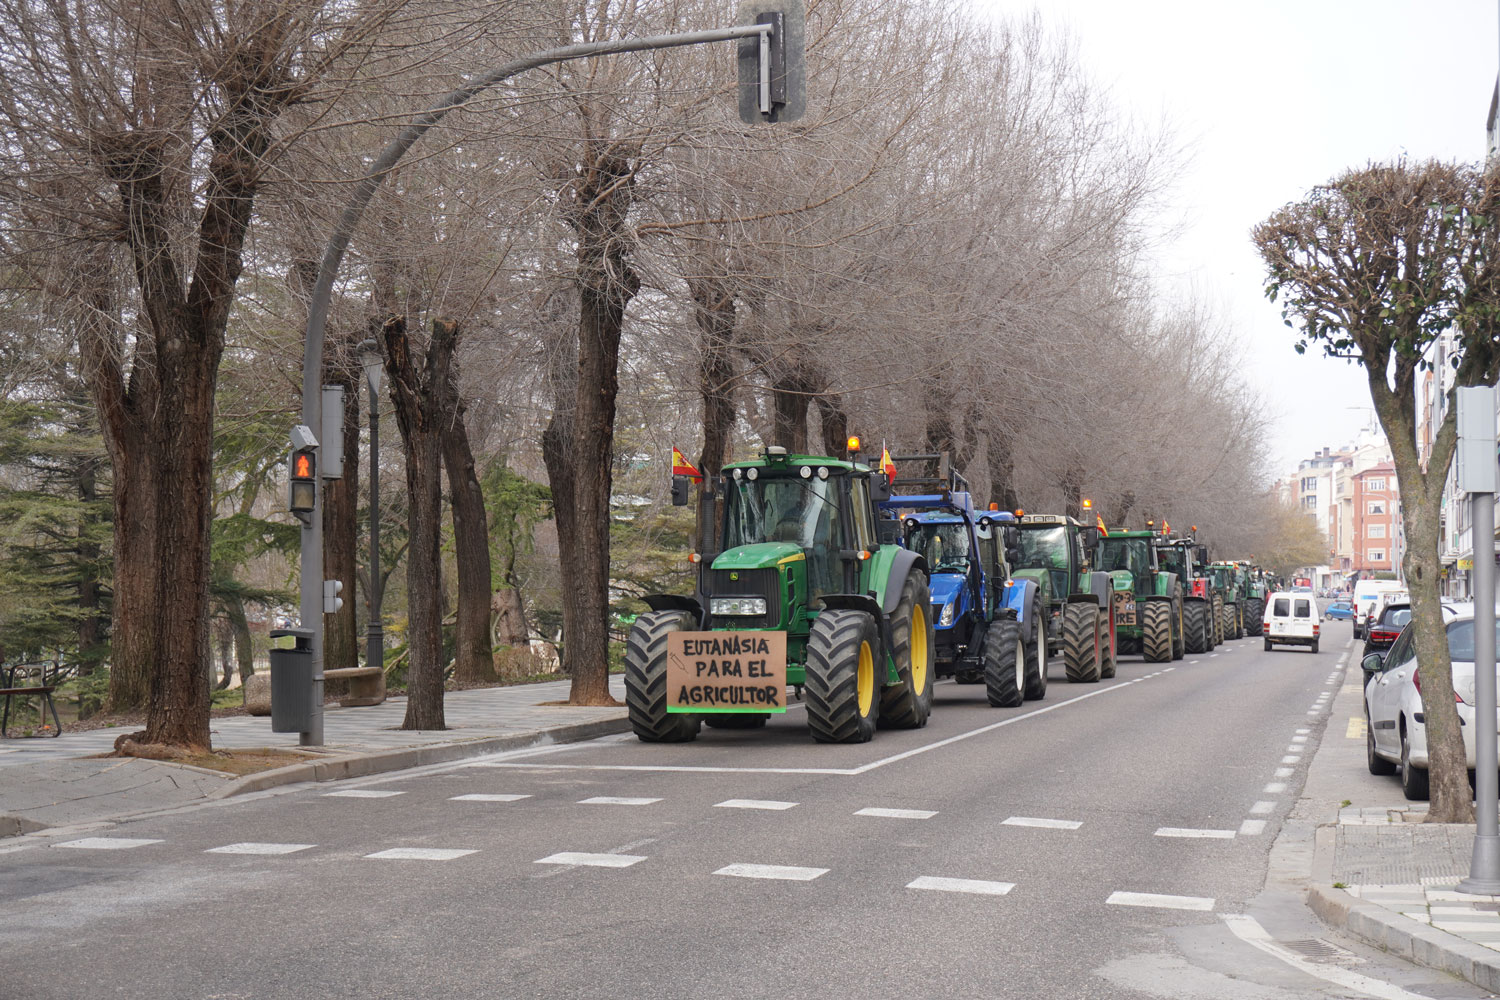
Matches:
[1301,636,1500,991]
[0,676,627,835]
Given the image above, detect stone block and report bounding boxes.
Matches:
[243,673,271,715]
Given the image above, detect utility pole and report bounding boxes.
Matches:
[359,341,385,678]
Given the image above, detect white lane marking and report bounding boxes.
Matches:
[1296,728,1310,735]
[1188,660,1200,664]
[535,852,645,868]
[715,863,828,881]
[1263,782,1287,794]
[1238,819,1267,835]
[1250,800,1277,814]
[1291,736,1307,743]
[1288,744,1305,752]
[1281,755,1301,764]
[1221,913,1430,999]
[1162,667,1176,672]
[1107,891,1215,911]
[1320,690,1331,697]
[206,842,315,855]
[1209,654,1219,658]
[1155,827,1236,839]
[0,844,31,855]
[855,807,936,820]
[1307,710,1319,716]
[451,793,530,802]
[364,847,476,861]
[325,789,403,798]
[907,875,1014,895]
[578,796,661,806]
[1003,816,1082,830]
[54,837,162,850]
[715,799,798,811]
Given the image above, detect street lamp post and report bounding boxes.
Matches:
[358,341,384,676]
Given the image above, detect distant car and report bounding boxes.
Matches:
[1324,601,1354,621]
[1364,603,1500,801]
[1263,591,1319,652]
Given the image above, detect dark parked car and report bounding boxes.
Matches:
[1325,601,1353,621]
[1362,601,1459,659]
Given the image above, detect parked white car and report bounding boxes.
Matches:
[1263,591,1319,652]
[1364,603,1497,801]
[1352,580,1404,640]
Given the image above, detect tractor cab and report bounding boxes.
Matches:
[1012,515,1093,611]
[1097,528,1183,662]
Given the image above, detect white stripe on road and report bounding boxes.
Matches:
[54,837,161,850]
[1002,816,1083,830]
[365,848,476,861]
[714,863,828,881]
[1238,819,1267,836]
[855,807,937,820]
[1291,736,1307,743]
[578,796,662,806]
[1282,755,1302,764]
[907,875,1014,896]
[451,793,530,802]
[715,799,798,811]
[206,842,315,855]
[1296,728,1310,735]
[325,789,403,798]
[1154,828,1235,839]
[1250,800,1277,815]
[1222,913,1430,999]
[1107,891,1215,911]
[535,852,645,868]
[1263,782,1287,794]
[1288,744,1305,752]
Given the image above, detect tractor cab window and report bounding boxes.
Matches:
[722,474,843,597]
[1099,538,1150,578]
[1015,526,1070,596]
[907,522,971,574]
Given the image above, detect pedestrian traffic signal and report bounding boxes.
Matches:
[737,2,805,124]
[289,447,316,513]
[324,579,343,614]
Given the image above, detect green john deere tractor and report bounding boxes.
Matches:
[1239,563,1269,636]
[627,445,934,744]
[1095,528,1184,663]
[1209,563,1246,640]
[1010,514,1117,682]
[1152,534,1218,654]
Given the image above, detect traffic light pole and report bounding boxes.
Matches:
[295,16,795,745]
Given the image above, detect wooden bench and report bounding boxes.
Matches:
[323,667,385,707]
[1,663,62,737]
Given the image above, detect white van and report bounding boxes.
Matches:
[1264,591,1320,653]
[1352,580,1402,640]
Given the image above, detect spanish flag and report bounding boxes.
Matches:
[1096,515,1108,537]
[671,447,702,481]
[880,447,897,481]
[1162,519,1170,535]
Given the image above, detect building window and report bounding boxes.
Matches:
[1368,500,1386,515]
[1367,477,1385,491]
[1301,476,1317,492]
[1368,549,1386,562]
[1368,524,1386,539]
[1302,495,1317,509]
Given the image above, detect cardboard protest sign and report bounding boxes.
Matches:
[665,631,787,713]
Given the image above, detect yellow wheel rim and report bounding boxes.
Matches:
[910,602,930,694]
[857,640,875,717]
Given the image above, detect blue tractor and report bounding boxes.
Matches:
[877,455,1045,707]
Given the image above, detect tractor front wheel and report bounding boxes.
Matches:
[1142,599,1172,663]
[1245,598,1265,637]
[1211,595,1225,646]
[1171,600,1186,660]
[624,611,702,743]
[879,574,935,729]
[1062,603,1101,683]
[1023,602,1048,701]
[984,618,1024,708]
[805,610,881,744]
[1184,601,1209,654]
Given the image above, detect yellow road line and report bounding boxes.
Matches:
[1346,716,1366,739]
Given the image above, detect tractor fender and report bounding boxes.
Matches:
[1066,592,1100,606]
[642,594,703,618]
[819,593,883,619]
[999,577,1037,634]
[1012,568,1050,608]
[1156,572,1180,598]
[871,547,929,615]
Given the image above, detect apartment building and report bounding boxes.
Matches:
[1351,462,1399,575]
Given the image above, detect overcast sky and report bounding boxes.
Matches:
[974,0,1497,474]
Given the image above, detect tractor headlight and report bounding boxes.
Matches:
[939,601,956,627]
[710,597,767,617]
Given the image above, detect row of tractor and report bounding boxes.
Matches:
[624,443,1274,745]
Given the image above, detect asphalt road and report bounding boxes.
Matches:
[2,622,1489,999]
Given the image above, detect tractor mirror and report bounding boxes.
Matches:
[870,474,892,502]
[877,520,901,545]
[1002,526,1020,549]
[1196,545,1209,564]
[1006,547,1022,567]
[1083,526,1101,549]
[670,476,691,507]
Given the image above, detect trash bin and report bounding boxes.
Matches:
[269,627,314,734]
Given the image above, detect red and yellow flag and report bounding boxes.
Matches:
[1096,515,1108,537]
[1162,519,1170,535]
[880,447,897,480]
[671,447,702,481]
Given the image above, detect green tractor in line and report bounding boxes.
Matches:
[1009,513,1117,683]
[1152,533,1218,654]
[1208,563,1246,641]
[1095,528,1185,663]
[626,444,934,744]
[1238,563,1269,637]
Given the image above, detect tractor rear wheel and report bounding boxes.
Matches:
[704,714,769,729]
[984,618,1024,707]
[805,610,880,744]
[624,611,702,743]
[1062,603,1101,683]
[1023,604,1048,701]
[1098,606,1117,679]
[1142,600,1172,662]
[879,574,935,729]
[1184,601,1209,654]
[1246,598,1265,636]
[1171,601,1185,660]
[1211,595,1225,646]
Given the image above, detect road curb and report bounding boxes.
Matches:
[1306,818,1500,992]
[207,714,630,799]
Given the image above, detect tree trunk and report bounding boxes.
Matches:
[492,587,528,646]
[815,393,849,460]
[985,426,1018,512]
[1110,491,1136,529]
[102,420,158,711]
[1060,467,1083,521]
[75,457,104,674]
[322,362,360,682]
[227,594,254,682]
[216,626,233,690]
[771,378,810,453]
[442,368,495,685]
[689,276,735,554]
[384,315,456,731]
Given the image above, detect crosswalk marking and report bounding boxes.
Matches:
[715,799,798,811]
[1002,816,1082,830]
[1154,827,1235,839]
[364,847,476,861]
[854,807,936,820]
[206,842,315,855]
[54,837,162,850]
[578,796,661,806]
[907,876,1014,896]
[1107,891,1215,911]
[325,789,403,799]
[715,863,828,881]
[535,852,645,868]
[451,793,530,802]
